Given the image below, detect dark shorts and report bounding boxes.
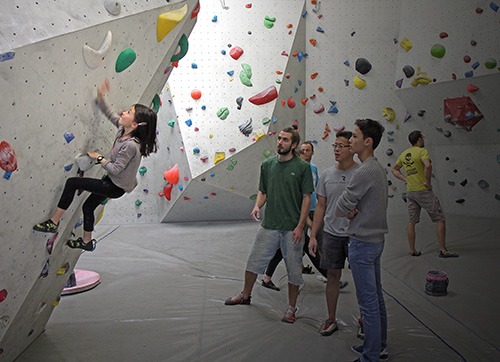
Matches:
[320,231,349,270]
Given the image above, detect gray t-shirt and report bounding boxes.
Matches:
[317,164,359,237]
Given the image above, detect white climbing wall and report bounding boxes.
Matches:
[0,1,198,360]
[303,0,500,218]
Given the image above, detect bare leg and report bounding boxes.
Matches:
[437,221,446,252]
[407,222,417,253]
[51,208,65,224]
[242,270,257,299]
[83,231,93,244]
[326,269,341,320]
[288,283,300,308]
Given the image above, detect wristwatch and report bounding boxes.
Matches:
[96,155,104,164]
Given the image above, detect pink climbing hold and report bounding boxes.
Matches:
[314,103,325,114]
[248,85,278,105]
[287,96,296,108]
[164,164,180,185]
[245,3,252,8]
[0,289,7,303]
[466,84,479,93]
[0,141,18,172]
[230,46,244,60]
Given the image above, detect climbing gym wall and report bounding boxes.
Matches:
[302,0,500,218]
[100,0,308,223]
[0,1,198,360]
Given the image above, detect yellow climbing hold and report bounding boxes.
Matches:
[382,107,396,122]
[253,129,266,141]
[353,76,366,90]
[214,152,226,165]
[400,37,413,52]
[411,67,432,87]
[157,4,188,42]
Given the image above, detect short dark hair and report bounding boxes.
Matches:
[281,126,301,148]
[355,119,384,150]
[336,130,353,140]
[408,130,422,145]
[301,140,314,152]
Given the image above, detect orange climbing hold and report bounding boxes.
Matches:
[301,98,308,105]
[310,72,318,79]
[317,87,324,92]
[281,99,286,107]
[322,124,331,140]
[276,70,283,74]
[286,24,293,28]
[164,164,180,184]
[466,84,479,93]
[309,38,317,46]
[191,89,202,99]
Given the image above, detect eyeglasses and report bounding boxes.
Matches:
[332,143,350,149]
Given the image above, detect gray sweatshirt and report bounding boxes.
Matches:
[335,157,388,243]
[98,98,141,193]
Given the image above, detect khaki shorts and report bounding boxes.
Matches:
[407,191,445,223]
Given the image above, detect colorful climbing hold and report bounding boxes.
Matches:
[185,119,192,127]
[164,164,180,184]
[214,152,226,165]
[314,103,325,114]
[0,289,8,303]
[138,166,147,175]
[353,76,366,89]
[63,132,75,143]
[162,183,173,200]
[485,58,497,69]
[156,4,188,42]
[0,141,18,172]
[167,119,175,127]
[439,32,448,39]
[287,96,296,108]
[135,199,142,206]
[171,34,189,62]
[191,89,202,100]
[230,46,244,60]
[382,107,396,122]
[400,37,413,52]
[263,15,276,29]
[116,48,137,72]
[239,63,253,86]
[411,67,433,87]
[248,85,278,105]
[217,107,229,120]
[56,262,70,275]
[191,1,200,18]
[466,84,479,93]
[430,44,446,58]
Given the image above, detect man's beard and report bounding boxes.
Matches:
[277,145,292,155]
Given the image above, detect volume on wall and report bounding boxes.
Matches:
[0,1,198,360]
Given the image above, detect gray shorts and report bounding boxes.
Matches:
[320,231,349,269]
[407,190,446,223]
[246,227,304,286]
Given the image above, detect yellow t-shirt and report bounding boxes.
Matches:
[396,146,430,192]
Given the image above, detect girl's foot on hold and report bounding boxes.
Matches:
[33,219,58,233]
[66,237,96,252]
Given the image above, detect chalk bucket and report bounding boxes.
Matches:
[425,270,449,296]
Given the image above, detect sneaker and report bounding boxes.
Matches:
[356,318,364,340]
[302,265,314,274]
[439,250,459,258]
[261,280,280,291]
[339,280,349,289]
[410,251,422,257]
[351,345,389,360]
[281,306,297,323]
[319,319,338,336]
[316,275,327,283]
[66,237,96,252]
[33,219,58,233]
[224,293,251,305]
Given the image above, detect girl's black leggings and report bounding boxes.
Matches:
[57,175,125,232]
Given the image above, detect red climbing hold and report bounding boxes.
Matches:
[164,164,180,184]
[191,89,202,100]
[248,85,278,105]
[191,1,201,18]
[230,46,244,60]
[287,96,296,108]
[439,32,449,39]
[466,84,479,93]
[0,289,7,303]
[163,183,173,200]
[0,141,18,172]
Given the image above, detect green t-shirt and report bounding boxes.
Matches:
[396,146,430,192]
[259,155,314,230]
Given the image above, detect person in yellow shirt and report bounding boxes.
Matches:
[392,131,458,258]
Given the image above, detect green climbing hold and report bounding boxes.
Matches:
[239,63,253,87]
[249,194,257,201]
[116,48,137,72]
[135,199,142,206]
[167,119,175,127]
[217,107,229,120]
[138,166,147,175]
[151,94,161,113]
[263,149,271,158]
[485,58,497,69]
[171,34,189,62]
[262,117,271,125]
[430,44,446,58]
[263,16,276,29]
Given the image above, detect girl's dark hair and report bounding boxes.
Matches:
[355,118,384,150]
[132,103,158,157]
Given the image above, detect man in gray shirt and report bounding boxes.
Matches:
[336,119,388,362]
[309,130,359,336]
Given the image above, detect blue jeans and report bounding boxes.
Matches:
[349,238,387,362]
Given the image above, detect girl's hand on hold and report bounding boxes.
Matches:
[97,78,110,98]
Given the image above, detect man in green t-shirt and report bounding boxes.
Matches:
[225,127,314,324]
[392,131,458,258]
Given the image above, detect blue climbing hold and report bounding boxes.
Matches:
[302,10,308,18]
[64,164,74,172]
[490,2,499,12]
[0,51,15,62]
[221,50,226,55]
[343,60,350,66]
[465,70,474,78]
[227,70,234,76]
[185,119,192,127]
[212,15,218,22]
[316,26,324,33]
[63,132,75,143]
[191,63,198,69]
[298,51,304,62]
[471,61,480,70]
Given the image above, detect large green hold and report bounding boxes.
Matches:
[116,48,137,72]
[430,44,446,58]
[485,58,497,69]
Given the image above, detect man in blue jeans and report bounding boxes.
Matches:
[336,119,388,362]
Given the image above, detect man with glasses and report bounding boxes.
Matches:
[309,131,359,336]
[391,130,458,258]
[335,119,389,361]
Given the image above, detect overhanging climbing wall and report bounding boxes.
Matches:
[0,1,198,360]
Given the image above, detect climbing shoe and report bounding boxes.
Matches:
[33,219,58,233]
[67,237,96,252]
